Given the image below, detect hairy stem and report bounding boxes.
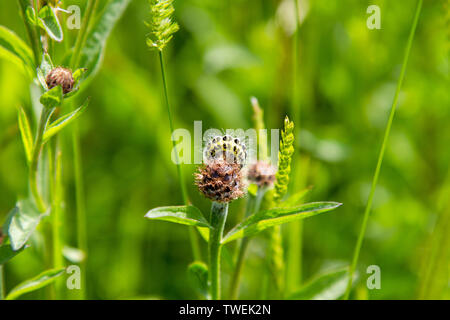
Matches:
[29,107,53,213]
[344,0,423,299]
[158,51,201,261]
[209,202,229,300]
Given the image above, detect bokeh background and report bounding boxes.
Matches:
[0,0,448,299]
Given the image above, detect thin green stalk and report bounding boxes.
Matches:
[228,188,265,299]
[48,142,64,297]
[72,122,87,299]
[158,51,201,261]
[17,0,40,66]
[344,0,423,300]
[0,265,4,300]
[29,107,53,213]
[209,202,229,300]
[69,0,98,69]
[68,0,99,300]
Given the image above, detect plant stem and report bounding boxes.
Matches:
[0,265,4,300]
[344,0,423,300]
[209,202,229,300]
[68,0,99,300]
[69,0,98,69]
[29,107,53,213]
[48,141,64,297]
[158,50,201,261]
[228,188,265,299]
[17,0,40,66]
[72,122,87,299]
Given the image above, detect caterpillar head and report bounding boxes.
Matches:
[204,135,247,167]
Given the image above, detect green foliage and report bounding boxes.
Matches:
[288,268,356,300]
[145,205,211,228]
[6,268,65,300]
[146,0,180,51]
[42,98,90,143]
[17,106,33,163]
[222,202,342,244]
[3,199,47,251]
[0,243,27,265]
[78,0,132,77]
[0,25,35,73]
[40,85,63,109]
[37,5,63,42]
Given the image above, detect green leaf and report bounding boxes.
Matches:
[73,68,87,84]
[17,107,34,163]
[145,205,211,228]
[287,267,357,300]
[42,98,89,143]
[0,25,35,72]
[0,243,27,265]
[40,85,63,109]
[282,186,312,207]
[3,200,48,251]
[187,261,209,299]
[78,0,131,77]
[6,268,65,300]
[25,6,37,26]
[38,5,63,42]
[222,202,342,244]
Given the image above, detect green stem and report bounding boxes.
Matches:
[72,122,87,299]
[228,188,265,299]
[69,0,98,69]
[0,265,4,300]
[158,50,201,261]
[48,141,64,297]
[17,0,40,66]
[29,107,53,213]
[209,202,229,300]
[344,0,422,300]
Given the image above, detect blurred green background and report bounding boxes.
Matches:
[0,0,448,299]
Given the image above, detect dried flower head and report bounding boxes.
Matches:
[248,161,276,188]
[46,67,74,94]
[195,160,245,203]
[204,135,247,167]
[146,0,179,51]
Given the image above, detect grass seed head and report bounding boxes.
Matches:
[46,67,74,94]
[146,0,179,51]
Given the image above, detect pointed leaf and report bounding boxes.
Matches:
[3,200,48,251]
[282,187,313,207]
[78,0,131,76]
[0,243,27,265]
[38,5,63,42]
[0,25,35,71]
[6,268,65,300]
[145,205,211,228]
[43,98,89,142]
[40,85,63,109]
[287,267,358,300]
[222,202,342,244]
[17,107,34,163]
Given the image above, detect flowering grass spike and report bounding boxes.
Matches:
[146,0,180,51]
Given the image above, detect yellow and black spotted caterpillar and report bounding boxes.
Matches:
[204,135,247,167]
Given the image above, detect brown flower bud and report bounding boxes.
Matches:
[247,161,276,188]
[46,67,74,94]
[195,159,245,203]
